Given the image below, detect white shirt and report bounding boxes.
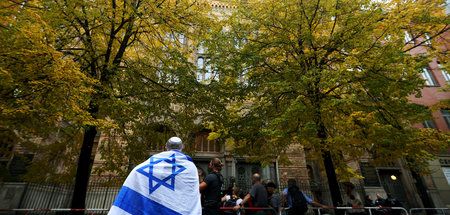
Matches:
[224,195,243,206]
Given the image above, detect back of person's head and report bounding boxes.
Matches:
[266,182,277,189]
[197,167,205,178]
[211,158,223,171]
[314,191,323,198]
[287,179,297,188]
[387,193,393,198]
[233,186,242,197]
[343,182,355,189]
[253,173,261,182]
[166,137,183,151]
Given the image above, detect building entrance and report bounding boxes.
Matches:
[235,162,261,193]
[378,170,409,209]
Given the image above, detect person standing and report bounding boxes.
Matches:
[281,179,329,215]
[109,137,201,215]
[314,191,330,215]
[375,194,388,215]
[222,186,243,215]
[267,182,282,214]
[365,195,377,215]
[198,167,205,184]
[385,193,403,215]
[233,173,268,215]
[375,194,385,207]
[222,186,243,206]
[342,182,365,215]
[200,158,224,215]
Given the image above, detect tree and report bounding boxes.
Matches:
[205,0,450,207]
[0,3,94,183]
[4,0,215,210]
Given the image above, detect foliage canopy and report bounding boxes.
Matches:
[205,0,450,178]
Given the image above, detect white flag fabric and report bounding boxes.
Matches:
[108,150,201,215]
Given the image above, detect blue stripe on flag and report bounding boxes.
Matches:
[173,150,193,162]
[113,186,182,215]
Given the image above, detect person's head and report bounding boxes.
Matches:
[314,191,323,201]
[209,158,223,172]
[165,137,183,151]
[197,167,205,183]
[343,182,355,193]
[376,193,383,199]
[287,179,297,188]
[387,193,393,199]
[266,182,277,194]
[366,195,372,201]
[252,173,261,184]
[232,186,242,197]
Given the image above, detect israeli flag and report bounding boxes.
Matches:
[108,150,201,215]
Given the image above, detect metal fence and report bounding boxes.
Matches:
[0,208,109,215]
[410,208,450,215]
[18,183,74,209]
[1,176,124,210]
[2,175,366,213]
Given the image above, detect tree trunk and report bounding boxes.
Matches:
[318,123,343,213]
[71,124,98,214]
[322,151,343,208]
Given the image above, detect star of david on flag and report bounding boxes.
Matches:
[136,154,186,194]
[108,150,202,215]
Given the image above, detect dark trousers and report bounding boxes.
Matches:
[287,208,308,215]
[203,206,221,215]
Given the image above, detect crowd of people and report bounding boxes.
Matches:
[197,159,330,215]
[108,137,404,215]
[198,159,404,215]
[364,193,403,215]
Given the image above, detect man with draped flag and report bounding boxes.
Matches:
[109,137,201,215]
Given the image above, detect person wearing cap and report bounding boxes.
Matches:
[200,158,224,215]
[109,137,201,215]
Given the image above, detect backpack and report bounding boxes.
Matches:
[202,172,224,208]
[288,186,308,214]
[222,196,239,214]
[223,197,238,208]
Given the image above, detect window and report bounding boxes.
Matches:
[158,67,179,84]
[438,64,450,81]
[198,44,206,54]
[197,58,204,82]
[424,33,432,45]
[197,58,218,82]
[166,33,184,45]
[422,119,436,129]
[178,34,184,44]
[442,167,450,185]
[441,110,450,128]
[421,68,438,86]
[404,31,413,44]
[447,0,450,15]
[239,67,249,85]
[194,132,221,152]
